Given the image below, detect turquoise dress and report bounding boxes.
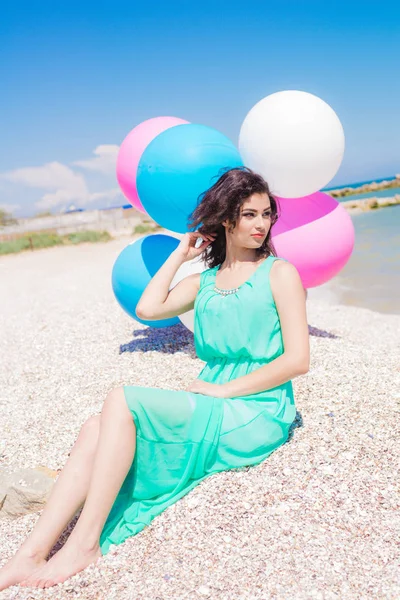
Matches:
[100,255,296,554]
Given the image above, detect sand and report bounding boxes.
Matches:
[0,237,399,599]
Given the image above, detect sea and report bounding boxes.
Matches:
[309,177,399,315]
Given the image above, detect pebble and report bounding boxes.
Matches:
[0,238,399,600]
[197,585,211,596]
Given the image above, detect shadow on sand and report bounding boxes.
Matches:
[120,323,194,355]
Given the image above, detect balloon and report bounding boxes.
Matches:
[273,191,339,236]
[112,234,181,328]
[271,192,354,288]
[116,116,189,213]
[238,90,345,198]
[136,123,243,233]
[169,254,208,333]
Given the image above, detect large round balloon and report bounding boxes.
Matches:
[169,253,208,333]
[271,192,354,288]
[239,91,345,198]
[116,116,189,213]
[112,234,181,328]
[136,124,243,233]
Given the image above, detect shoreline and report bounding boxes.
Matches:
[1,188,398,246]
[328,175,400,197]
[341,194,400,214]
[0,231,397,317]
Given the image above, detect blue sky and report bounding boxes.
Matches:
[1,0,399,217]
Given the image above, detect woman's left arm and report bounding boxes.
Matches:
[221,261,310,398]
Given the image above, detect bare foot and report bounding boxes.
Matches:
[0,548,47,592]
[20,538,101,588]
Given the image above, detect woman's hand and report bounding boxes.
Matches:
[186,379,228,398]
[176,231,217,263]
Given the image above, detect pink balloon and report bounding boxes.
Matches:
[272,195,355,288]
[273,191,338,235]
[116,116,189,213]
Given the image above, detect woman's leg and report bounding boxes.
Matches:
[0,415,101,592]
[21,386,136,589]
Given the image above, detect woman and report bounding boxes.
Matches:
[0,167,309,590]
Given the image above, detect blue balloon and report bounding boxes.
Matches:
[112,234,180,328]
[137,123,243,233]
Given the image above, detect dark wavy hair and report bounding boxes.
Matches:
[187,166,280,268]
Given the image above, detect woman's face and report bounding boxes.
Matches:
[223,192,273,248]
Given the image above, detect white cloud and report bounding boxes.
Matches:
[35,188,85,210]
[89,188,121,202]
[1,162,88,195]
[35,187,122,211]
[0,203,21,214]
[1,160,122,212]
[73,145,119,174]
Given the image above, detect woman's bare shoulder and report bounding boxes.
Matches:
[270,259,305,295]
[270,258,299,278]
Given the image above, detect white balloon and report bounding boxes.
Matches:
[238,90,345,198]
[169,255,208,333]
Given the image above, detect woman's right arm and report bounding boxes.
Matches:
[136,250,200,321]
[136,231,215,321]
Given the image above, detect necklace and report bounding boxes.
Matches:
[213,285,240,296]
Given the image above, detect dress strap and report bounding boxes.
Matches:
[260,255,288,304]
[265,255,288,271]
[262,255,289,279]
[199,266,217,289]
[246,254,288,280]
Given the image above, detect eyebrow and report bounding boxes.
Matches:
[242,207,271,212]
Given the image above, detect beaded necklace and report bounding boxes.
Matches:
[213,284,241,296]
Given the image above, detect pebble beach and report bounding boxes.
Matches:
[0,236,399,600]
